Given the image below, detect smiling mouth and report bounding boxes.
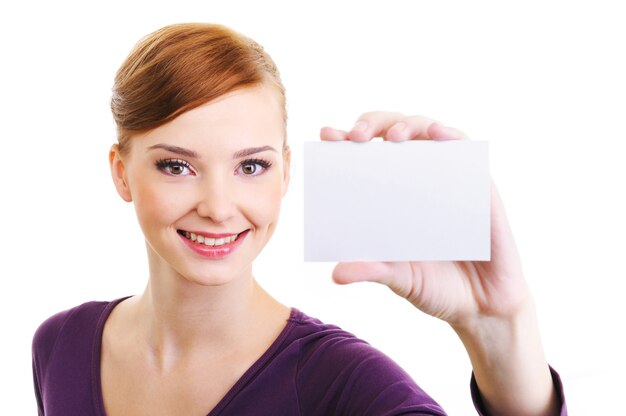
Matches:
[177,230,243,247]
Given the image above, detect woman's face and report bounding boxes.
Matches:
[110,84,290,286]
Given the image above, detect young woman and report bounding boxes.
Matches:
[32,23,566,415]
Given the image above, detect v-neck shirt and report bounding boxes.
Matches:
[32,297,567,415]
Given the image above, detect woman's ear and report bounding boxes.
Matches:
[109,144,133,202]
[282,145,291,197]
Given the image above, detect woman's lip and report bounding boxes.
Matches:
[178,229,249,259]
[179,229,246,238]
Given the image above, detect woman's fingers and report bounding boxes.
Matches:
[385,115,440,141]
[429,123,469,140]
[320,126,348,141]
[332,261,394,285]
[321,112,469,142]
[332,261,418,301]
[348,112,436,142]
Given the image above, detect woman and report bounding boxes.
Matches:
[32,23,566,415]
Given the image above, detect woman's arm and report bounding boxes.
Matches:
[320,112,562,416]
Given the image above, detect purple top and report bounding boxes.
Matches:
[32,297,566,415]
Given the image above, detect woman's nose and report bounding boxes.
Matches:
[195,174,236,224]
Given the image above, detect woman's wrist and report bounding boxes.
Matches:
[451,298,559,416]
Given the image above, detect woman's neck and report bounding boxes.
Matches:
[125,252,289,370]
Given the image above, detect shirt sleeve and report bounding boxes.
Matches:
[32,356,44,416]
[31,308,75,416]
[470,365,568,415]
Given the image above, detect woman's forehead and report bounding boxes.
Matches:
[130,86,285,156]
[178,85,284,128]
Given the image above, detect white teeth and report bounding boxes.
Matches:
[183,231,239,247]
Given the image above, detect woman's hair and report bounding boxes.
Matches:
[111,23,287,155]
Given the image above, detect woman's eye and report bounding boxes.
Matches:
[155,159,193,176]
[168,164,187,175]
[241,163,258,175]
[238,159,272,176]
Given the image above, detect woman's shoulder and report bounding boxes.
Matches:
[286,308,403,365]
[286,308,410,376]
[32,297,129,364]
[285,308,387,361]
[283,309,445,415]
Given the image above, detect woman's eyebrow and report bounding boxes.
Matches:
[148,144,198,158]
[233,146,277,158]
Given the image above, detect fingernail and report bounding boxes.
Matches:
[352,120,368,132]
[429,123,455,140]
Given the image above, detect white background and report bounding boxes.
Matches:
[1,1,624,414]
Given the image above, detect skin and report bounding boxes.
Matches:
[108,86,558,415]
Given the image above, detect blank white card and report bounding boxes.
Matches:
[303,141,490,261]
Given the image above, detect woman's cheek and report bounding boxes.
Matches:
[245,179,284,224]
[133,181,188,228]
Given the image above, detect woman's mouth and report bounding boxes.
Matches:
[177,230,243,247]
[176,229,249,259]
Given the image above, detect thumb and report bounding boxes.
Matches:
[332,262,394,285]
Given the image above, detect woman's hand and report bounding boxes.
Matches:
[320,111,527,327]
[320,112,560,416]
